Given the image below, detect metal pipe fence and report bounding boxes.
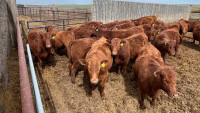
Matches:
[18,7,91,20]
[26,44,44,113]
[17,17,35,113]
[27,17,90,31]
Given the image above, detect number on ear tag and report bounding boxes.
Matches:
[101,62,105,67]
[52,36,55,39]
[120,43,124,46]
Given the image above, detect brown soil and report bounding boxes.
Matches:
[37,32,200,113]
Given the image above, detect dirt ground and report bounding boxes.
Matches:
[0,48,22,113]
[35,32,200,113]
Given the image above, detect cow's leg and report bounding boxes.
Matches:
[140,89,146,109]
[99,76,106,100]
[151,90,159,106]
[162,53,166,64]
[199,40,200,47]
[193,38,195,44]
[175,44,179,57]
[117,65,121,75]
[71,61,79,84]
[89,82,94,96]
[122,62,127,76]
[46,54,51,68]
[68,63,72,76]
[37,57,43,74]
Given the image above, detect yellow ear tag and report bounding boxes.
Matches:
[158,32,160,34]
[52,36,55,39]
[96,28,99,32]
[120,43,124,46]
[101,62,105,68]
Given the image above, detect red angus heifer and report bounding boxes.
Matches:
[110,33,148,75]
[192,26,200,45]
[153,29,180,62]
[93,26,144,39]
[71,26,95,39]
[79,21,103,29]
[110,38,130,75]
[53,31,75,57]
[134,50,178,108]
[27,28,54,74]
[112,21,135,30]
[79,37,113,99]
[132,15,157,25]
[68,38,97,83]
[98,20,119,30]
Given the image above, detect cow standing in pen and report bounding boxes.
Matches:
[79,37,113,99]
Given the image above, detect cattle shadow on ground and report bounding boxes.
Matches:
[80,73,91,97]
[55,47,68,56]
[35,65,57,113]
[182,37,200,52]
[121,61,141,101]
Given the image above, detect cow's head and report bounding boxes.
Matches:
[45,25,54,32]
[154,65,178,98]
[164,40,176,56]
[79,58,109,85]
[41,32,54,48]
[110,38,126,56]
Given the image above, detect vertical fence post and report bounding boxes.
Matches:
[27,21,30,32]
[63,19,65,31]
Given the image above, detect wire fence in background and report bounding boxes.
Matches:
[92,0,191,23]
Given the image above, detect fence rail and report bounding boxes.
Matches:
[92,0,191,23]
[18,7,91,20]
[27,17,90,31]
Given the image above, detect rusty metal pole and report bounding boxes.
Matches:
[16,17,35,113]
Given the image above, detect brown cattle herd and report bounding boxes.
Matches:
[27,15,199,109]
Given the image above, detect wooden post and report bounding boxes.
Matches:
[20,20,28,39]
[19,20,28,53]
[39,10,42,20]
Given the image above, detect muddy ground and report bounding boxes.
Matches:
[35,32,200,113]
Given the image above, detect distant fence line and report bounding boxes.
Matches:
[17,6,91,20]
[92,0,191,23]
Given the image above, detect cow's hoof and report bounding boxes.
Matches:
[150,101,156,106]
[140,105,146,109]
[101,96,106,100]
[71,78,75,84]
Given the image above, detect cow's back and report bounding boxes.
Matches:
[125,33,148,59]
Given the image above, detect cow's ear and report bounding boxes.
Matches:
[95,27,99,32]
[40,33,45,40]
[154,70,160,78]
[101,60,109,68]
[120,40,126,46]
[79,59,87,65]
[164,41,168,45]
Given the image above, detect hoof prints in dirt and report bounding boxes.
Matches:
[38,33,200,113]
